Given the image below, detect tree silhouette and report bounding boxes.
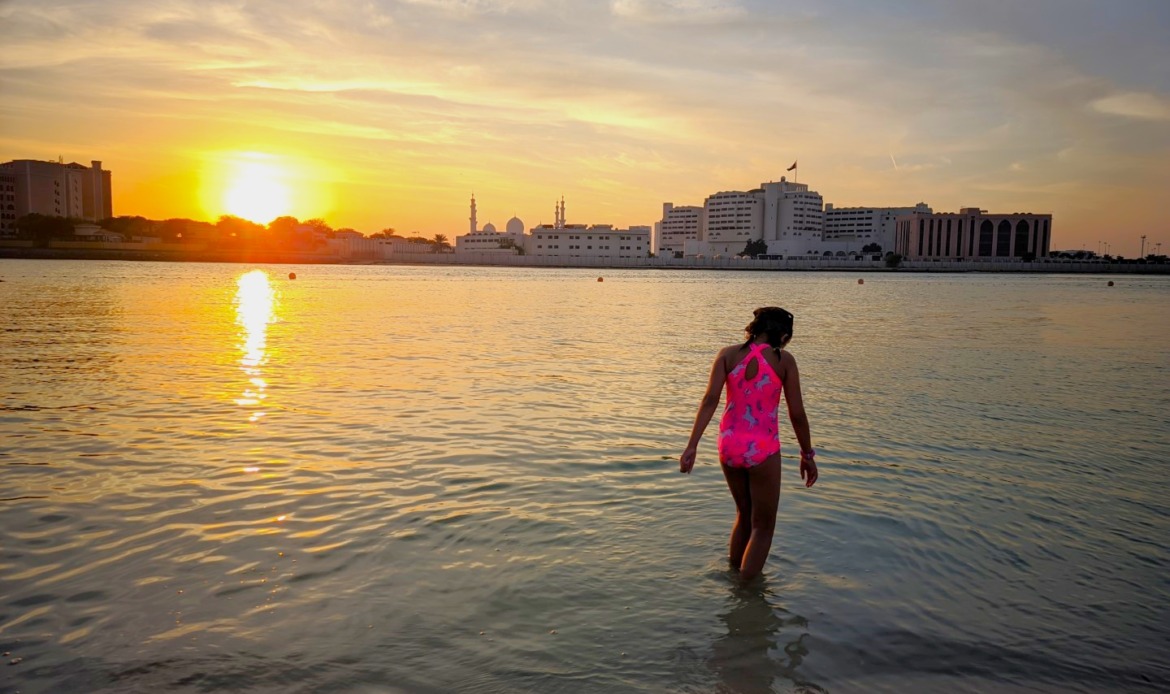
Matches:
[15,214,76,246]
[302,218,334,238]
[739,239,767,257]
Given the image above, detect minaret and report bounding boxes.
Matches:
[470,194,477,234]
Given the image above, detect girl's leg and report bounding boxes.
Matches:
[739,454,783,581]
[720,463,753,570]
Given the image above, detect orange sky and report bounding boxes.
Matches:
[2,0,1168,256]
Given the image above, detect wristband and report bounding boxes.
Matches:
[800,448,816,460]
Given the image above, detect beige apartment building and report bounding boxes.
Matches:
[0,159,113,235]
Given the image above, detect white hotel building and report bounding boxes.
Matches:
[760,178,824,253]
[823,203,932,252]
[703,191,763,255]
[667,171,1053,260]
[656,203,704,257]
[678,176,827,257]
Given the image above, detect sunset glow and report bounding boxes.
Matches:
[1,1,1167,253]
[224,159,291,224]
[199,152,333,226]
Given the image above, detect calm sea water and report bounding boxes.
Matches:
[1,260,1168,693]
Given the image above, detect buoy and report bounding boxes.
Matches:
[858,278,864,285]
[289,272,297,280]
[597,277,603,282]
[1107,281,1113,287]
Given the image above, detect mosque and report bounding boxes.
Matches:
[453,195,525,253]
[454,194,651,259]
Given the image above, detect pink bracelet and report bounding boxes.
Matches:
[800,448,816,460]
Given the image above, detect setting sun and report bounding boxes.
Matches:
[198,152,333,226]
[225,160,290,223]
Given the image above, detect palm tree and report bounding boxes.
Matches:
[431,233,450,252]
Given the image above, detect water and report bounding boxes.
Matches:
[1,260,1168,693]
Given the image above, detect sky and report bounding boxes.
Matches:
[1,0,1168,255]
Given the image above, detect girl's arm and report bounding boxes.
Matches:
[782,353,818,487]
[680,351,727,473]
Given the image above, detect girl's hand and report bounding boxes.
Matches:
[800,455,819,487]
[679,447,697,474]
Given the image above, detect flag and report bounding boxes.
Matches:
[786,161,797,171]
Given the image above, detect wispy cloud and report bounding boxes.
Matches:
[1091,92,1170,121]
[610,0,745,23]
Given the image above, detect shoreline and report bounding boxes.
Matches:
[1,246,1166,274]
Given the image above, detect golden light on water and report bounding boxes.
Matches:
[234,270,276,420]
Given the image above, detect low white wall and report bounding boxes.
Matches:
[381,253,1168,274]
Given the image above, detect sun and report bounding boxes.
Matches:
[223,159,292,224]
[200,150,334,225]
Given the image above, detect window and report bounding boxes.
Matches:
[979,220,994,256]
[996,220,1011,257]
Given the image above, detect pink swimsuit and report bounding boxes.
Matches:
[718,344,784,469]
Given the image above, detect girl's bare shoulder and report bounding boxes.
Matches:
[719,343,747,358]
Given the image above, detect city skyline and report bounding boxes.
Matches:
[2,1,1167,257]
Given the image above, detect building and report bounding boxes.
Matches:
[656,203,704,257]
[0,159,112,233]
[894,208,1053,259]
[659,167,1056,260]
[702,190,763,256]
[524,224,648,259]
[759,178,824,255]
[677,175,826,257]
[0,170,15,236]
[824,203,930,252]
[454,194,525,253]
[522,197,647,258]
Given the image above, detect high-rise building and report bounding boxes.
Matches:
[0,159,112,229]
[0,170,16,236]
[703,190,763,255]
[760,177,824,255]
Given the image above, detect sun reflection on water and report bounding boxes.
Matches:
[234,270,276,421]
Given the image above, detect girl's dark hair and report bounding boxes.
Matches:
[744,306,794,356]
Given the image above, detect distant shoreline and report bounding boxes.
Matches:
[1,246,1167,274]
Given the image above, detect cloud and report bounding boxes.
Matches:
[1091,92,1170,121]
[610,0,744,23]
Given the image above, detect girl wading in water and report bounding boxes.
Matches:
[680,307,818,580]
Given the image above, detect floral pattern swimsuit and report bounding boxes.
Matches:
[717,343,784,469]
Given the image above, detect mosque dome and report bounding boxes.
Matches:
[506,216,524,234]
[483,222,497,233]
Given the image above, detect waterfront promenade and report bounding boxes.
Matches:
[1,242,1166,273]
[380,252,1170,274]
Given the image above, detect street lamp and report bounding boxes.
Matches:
[1140,235,1147,258]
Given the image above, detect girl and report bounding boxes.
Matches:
[680,307,818,580]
